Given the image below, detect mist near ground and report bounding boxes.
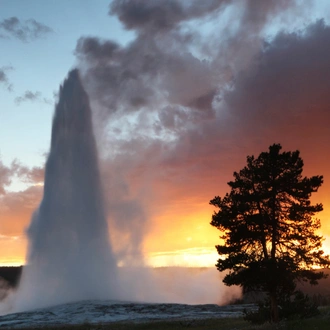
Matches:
[0,266,241,315]
[117,267,241,305]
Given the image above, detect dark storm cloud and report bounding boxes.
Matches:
[110,0,298,33]
[0,17,53,42]
[240,0,298,30]
[77,0,301,122]
[156,18,330,198]
[110,0,226,32]
[76,33,216,119]
[209,0,302,76]
[75,0,327,265]
[158,105,189,131]
[15,90,52,105]
[75,35,167,113]
[76,1,235,117]
[75,38,121,64]
[159,18,330,163]
[0,66,13,91]
[225,19,330,135]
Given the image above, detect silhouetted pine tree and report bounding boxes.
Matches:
[210,144,330,323]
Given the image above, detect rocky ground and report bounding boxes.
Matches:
[0,300,255,328]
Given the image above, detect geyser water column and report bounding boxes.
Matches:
[15,69,118,311]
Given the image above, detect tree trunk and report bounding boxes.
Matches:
[270,293,279,323]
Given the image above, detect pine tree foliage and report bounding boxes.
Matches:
[210,144,330,321]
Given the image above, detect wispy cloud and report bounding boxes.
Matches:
[0,17,53,42]
[15,90,52,105]
[0,158,43,239]
[0,65,13,91]
[0,159,13,196]
[0,158,44,196]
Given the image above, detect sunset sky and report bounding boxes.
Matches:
[1,0,330,268]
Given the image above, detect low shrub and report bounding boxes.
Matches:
[243,290,320,324]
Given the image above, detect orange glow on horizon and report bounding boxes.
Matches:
[1,191,330,268]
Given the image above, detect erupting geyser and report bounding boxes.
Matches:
[0,70,241,316]
[14,70,118,311]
